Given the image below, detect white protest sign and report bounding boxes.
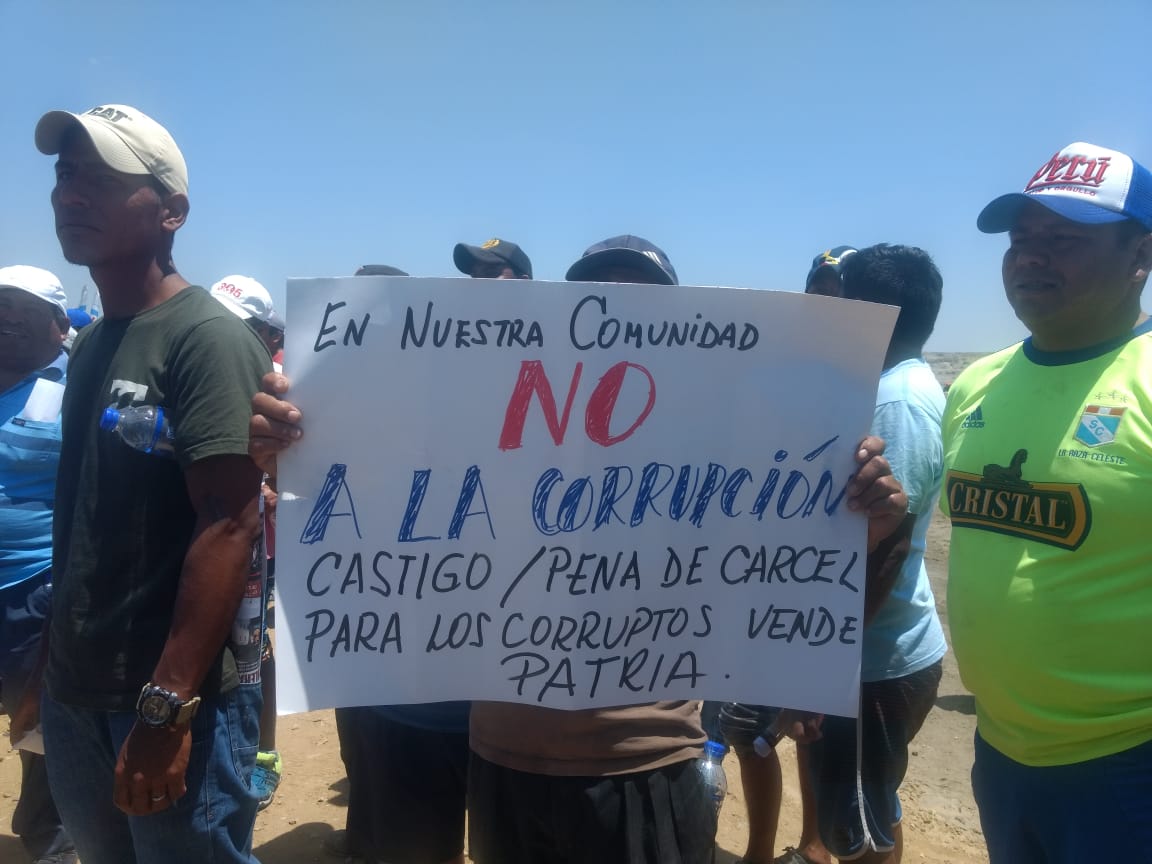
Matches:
[275,278,895,717]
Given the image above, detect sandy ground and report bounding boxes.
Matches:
[0,354,989,863]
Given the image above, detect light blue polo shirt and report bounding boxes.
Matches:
[863,358,948,681]
[0,351,66,592]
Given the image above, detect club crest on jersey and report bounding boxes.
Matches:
[1075,405,1126,447]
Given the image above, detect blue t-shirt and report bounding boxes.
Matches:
[0,351,66,592]
[862,358,948,681]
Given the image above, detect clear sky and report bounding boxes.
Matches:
[2,0,1149,351]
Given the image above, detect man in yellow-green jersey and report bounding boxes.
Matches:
[943,141,1152,863]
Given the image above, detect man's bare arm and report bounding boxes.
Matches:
[863,511,914,626]
[8,615,50,746]
[150,453,263,695]
[113,453,262,815]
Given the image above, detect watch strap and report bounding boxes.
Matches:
[172,695,201,725]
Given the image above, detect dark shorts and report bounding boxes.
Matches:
[807,660,942,858]
[702,701,783,758]
[715,703,782,757]
[468,753,717,864]
[973,732,1152,864]
[334,707,469,864]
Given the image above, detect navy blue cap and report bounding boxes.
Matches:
[805,246,857,292]
[978,142,1152,233]
[565,235,678,285]
[453,238,533,278]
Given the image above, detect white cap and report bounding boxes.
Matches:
[209,275,285,330]
[0,265,69,322]
[35,104,189,197]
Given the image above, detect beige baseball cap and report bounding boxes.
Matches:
[35,104,188,197]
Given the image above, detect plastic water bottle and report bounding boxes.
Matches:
[100,405,175,456]
[698,739,728,814]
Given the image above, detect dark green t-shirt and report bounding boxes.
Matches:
[48,286,272,711]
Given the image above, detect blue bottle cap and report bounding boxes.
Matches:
[99,406,120,432]
[704,739,727,759]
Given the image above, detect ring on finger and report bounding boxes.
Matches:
[151,793,167,802]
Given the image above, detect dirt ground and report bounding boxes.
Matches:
[0,353,990,863]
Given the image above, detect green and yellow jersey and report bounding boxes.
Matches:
[942,321,1152,767]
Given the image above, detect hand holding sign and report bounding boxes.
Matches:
[249,372,302,476]
[847,436,907,552]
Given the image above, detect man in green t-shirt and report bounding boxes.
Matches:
[944,142,1152,862]
[10,103,271,864]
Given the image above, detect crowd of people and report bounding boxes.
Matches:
[0,101,1148,864]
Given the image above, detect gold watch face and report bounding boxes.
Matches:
[140,693,173,724]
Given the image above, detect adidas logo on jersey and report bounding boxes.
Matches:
[961,406,985,428]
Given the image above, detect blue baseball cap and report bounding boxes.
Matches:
[565,235,678,285]
[67,307,94,329]
[978,142,1152,233]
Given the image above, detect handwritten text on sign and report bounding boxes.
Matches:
[275,278,895,717]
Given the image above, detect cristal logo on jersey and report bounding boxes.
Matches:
[946,448,1091,550]
[1074,405,1126,447]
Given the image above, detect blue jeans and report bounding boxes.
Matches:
[41,684,262,864]
[972,732,1152,864]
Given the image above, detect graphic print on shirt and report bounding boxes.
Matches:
[231,532,266,686]
[109,379,149,405]
[945,448,1091,550]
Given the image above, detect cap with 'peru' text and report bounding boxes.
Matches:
[453,238,533,278]
[35,104,189,197]
[565,235,678,285]
[978,142,1152,233]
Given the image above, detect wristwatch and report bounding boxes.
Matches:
[136,683,201,727]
